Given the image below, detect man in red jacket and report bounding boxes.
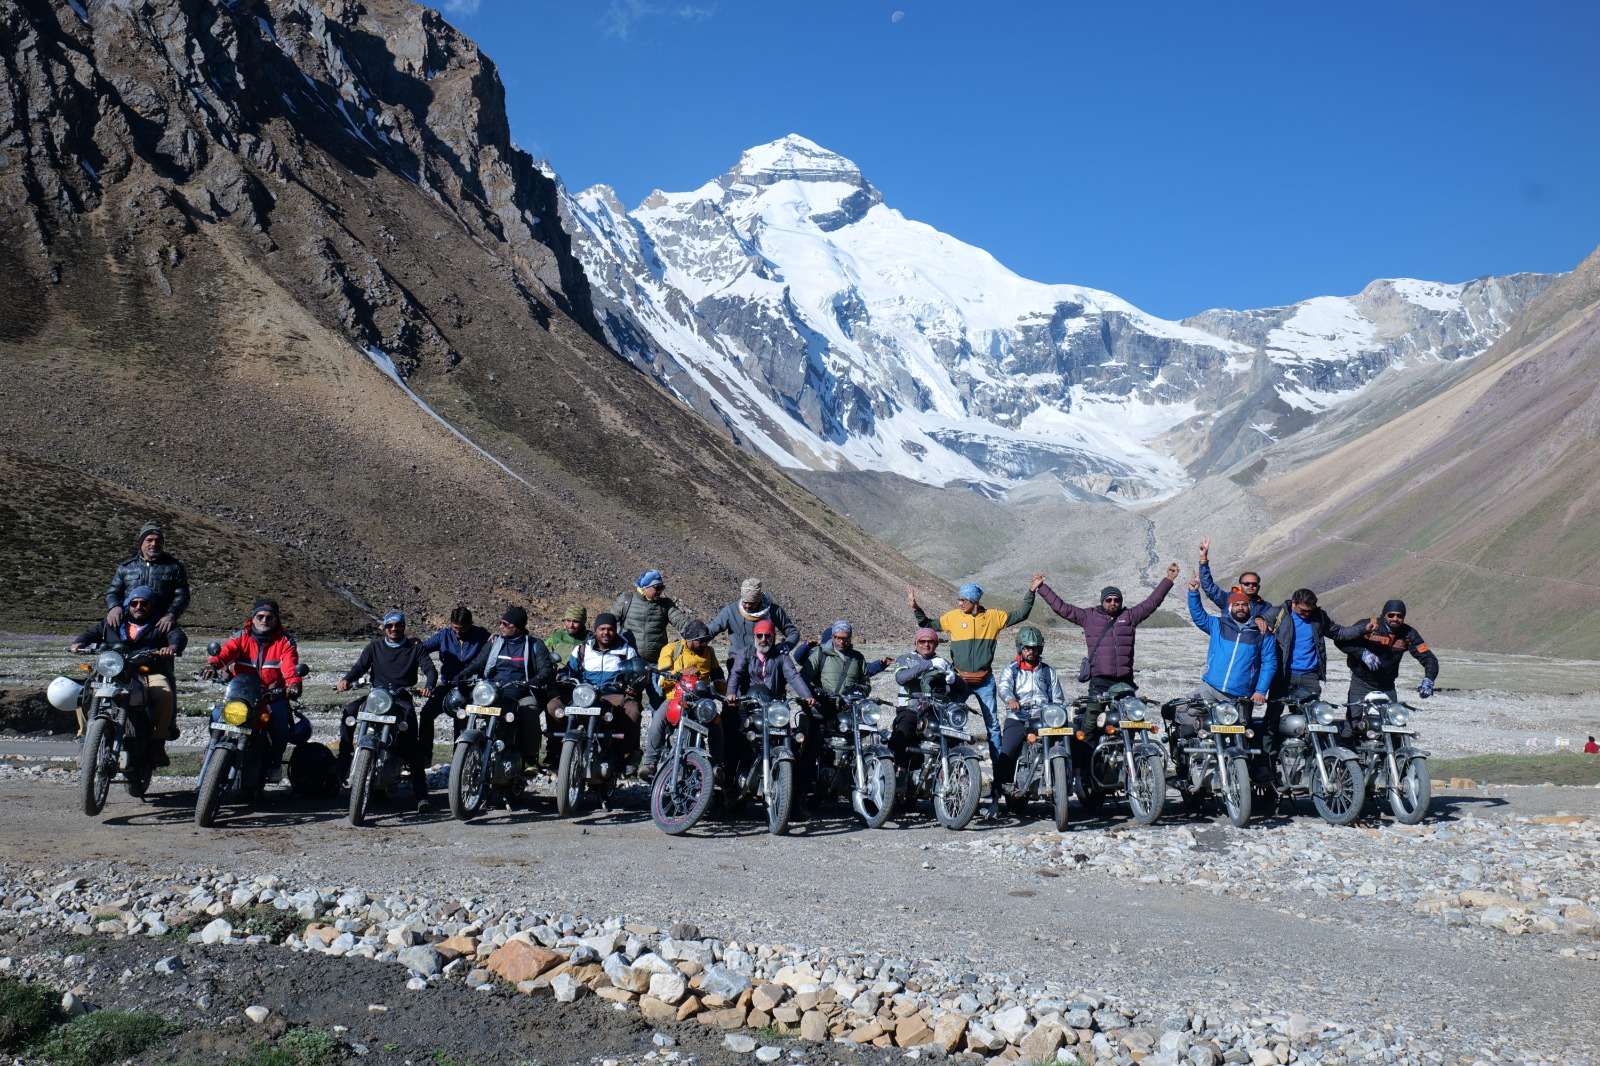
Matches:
[206,598,302,765]
[1035,564,1179,697]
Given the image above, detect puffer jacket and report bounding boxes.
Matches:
[610,588,691,664]
[569,639,641,688]
[1188,590,1277,698]
[1037,579,1173,679]
[105,552,190,620]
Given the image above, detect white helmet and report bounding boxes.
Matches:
[47,676,84,713]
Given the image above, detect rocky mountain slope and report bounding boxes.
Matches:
[0,0,934,635]
[565,134,1553,497]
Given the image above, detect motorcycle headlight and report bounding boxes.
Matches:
[1116,696,1145,722]
[836,715,851,733]
[224,700,252,726]
[504,711,516,724]
[766,702,790,729]
[1386,708,1409,728]
[1309,701,1337,725]
[572,683,597,709]
[365,689,394,716]
[1042,704,1068,728]
[945,705,968,730]
[1214,703,1241,726]
[694,699,720,724]
[861,708,883,730]
[95,650,125,678]
[471,680,497,706]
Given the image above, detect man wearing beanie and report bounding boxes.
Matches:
[1334,599,1440,705]
[104,521,190,635]
[334,611,439,810]
[462,605,557,766]
[554,611,646,770]
[205,598,302,771]
[610,570,691,668]
[70,584,188,762]
[707,577,800,660]
[908,575,1042,758]
[1036,563,1180,698]
[545,605,590,663]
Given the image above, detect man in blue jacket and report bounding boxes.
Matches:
[1197,536,1270,620]
[1186,576,1277,724]
[417,606,489,772]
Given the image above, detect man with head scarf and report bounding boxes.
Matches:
[205,598,302,770]
[1335,599,1440,705]
[610,570,691,676]
[71,584,188,762]
[334,610,440,810]
[707,578,801,660]
[545,605,590,663]
[103,521,190,635]
[907,575,1042,759]
[1036,564,1179,698]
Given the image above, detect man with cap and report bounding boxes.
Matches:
[638,619,724,778]
[205,598,302,771]
[707,578,801,662]
[1184,576,1277,728]
[908,576,1042,759]
[334,611,440,810]
[557,612,647,766]
[545,606,590,663]
[71,585,188,762]
[1197,537,1270,620]
[463,606,557,766]
[611,571,691,668]
[726,618,816,801]
[1335,599,1440,707]
[418,606,489,764]
[1036,564,1180,698]
[889,627,958,768]
[104,521,190,635]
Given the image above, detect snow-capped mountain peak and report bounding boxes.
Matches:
[730,133,867,185]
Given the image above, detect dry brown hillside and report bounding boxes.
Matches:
[0,0,937,637]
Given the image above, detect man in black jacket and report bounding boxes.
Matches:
[334,611,439,810]
[104,522,190,635]
[1335,599,1441,706]
[461,606,557,766]
[71,585,187,763]
[1255,589,1365,756]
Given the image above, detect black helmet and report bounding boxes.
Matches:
[288,743,341,798]
[1015,625,1044,650]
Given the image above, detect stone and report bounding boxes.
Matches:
[773,1005,802,1025]
[487,941,564,984]
[701,964,753,1001]
[551,973,583,1003]
[436,934,478,961]
[303,923,339,948]
[752,983,787,1012]
[59,992,87,1016]
[992,1005,1032,1044]
[397,946,443,977]
[631,952,674,975]
[407,978,428,992]
[724,1033,758,1054]
[1189,1046,1218,1066]
[965,1022,1004,1052]
[1022,1022,1066,1061]
[154,956,184,975]
[660,936,716,964]
[700,1006,748,1029]
[1529,814,1587,825]
[676,995,702,1021]
[1459,890,1519,910]
[800,1010,829,1042]
[1286,1013,1313,1042]
[245,1005,270,1024]
[602,953,650,993]
[895,1014,934,1047]
[1250,1051,1278,1066]
[649,971,688,1004]
[933,1014,967,1053]
[640,996,677,1023]
[596,986,637,1004]
[755,1047,781,1063]
[200,918,233,945]
[847,1019,885,1044]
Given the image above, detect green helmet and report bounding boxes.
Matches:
[1015,625,1044,650]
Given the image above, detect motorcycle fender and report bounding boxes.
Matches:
[355,733,381,753]
[1132,739,1165,761]
[457,728,486,747]
[860,741,894,760]
[769,748,796,767]
[1324,744,1359,762]
[946,743,980,760]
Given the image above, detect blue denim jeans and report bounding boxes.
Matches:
[966,675,1002,756]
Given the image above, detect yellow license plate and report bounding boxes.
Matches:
[1212,724,1245,733]
[1038,727,1071,736]
[1121,721,1154,730]
[467,704,501,716]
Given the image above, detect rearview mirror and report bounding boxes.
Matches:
[206,641,222,656]
[296,664,311,678]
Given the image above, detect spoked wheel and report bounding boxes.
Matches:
[448,742,488,821]
[765,759,794,835]
[195,746,231,828]
[1388,756,1432,825]
[555,738,585,816]
[1049,755,1071,831]
[852,756,896,829]
[651,749,716,835]
[1311,751,1365,826]
[934,754,981,830]
[79,716,116,816]
[347,748,374,827]
[1127,754,1167,826]
[1221,755,1252,828]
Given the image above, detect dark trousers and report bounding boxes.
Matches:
[888,706,922,768]
[1087,675,1135,698]
[992,717,1034,797]
[1345,676,1398,719]
[417,688,461,787]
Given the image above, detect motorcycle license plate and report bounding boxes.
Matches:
[359,713,397,725]
[211,722,245,735]
[1038,727,1072,736]
[467,704,501,716]
[1120,721,1154,730]
[1212,724,1245,734]
[566,706,601,716]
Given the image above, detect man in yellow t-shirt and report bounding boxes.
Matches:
[641,620,723,777]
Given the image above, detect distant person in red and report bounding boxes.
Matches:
[1584,735,1599,755]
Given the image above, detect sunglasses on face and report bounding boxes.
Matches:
[1384,613,1405,620]
[253,611,277,621]
[128,599,149,608]
[382,623,403,630]
[1102,598,1122,605]
[1240,582,1260,588]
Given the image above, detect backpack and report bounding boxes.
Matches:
[288,742,340,798]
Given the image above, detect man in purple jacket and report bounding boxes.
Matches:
[1035,562,1180,697]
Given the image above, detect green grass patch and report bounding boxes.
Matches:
[235,1027,344,1066]
[155,751,205,777]
[30,1009,180,1066]
[432,1052,478,1066]
[167,904,308,943]
[1432,753,1600,787]
[0,977,60,1050]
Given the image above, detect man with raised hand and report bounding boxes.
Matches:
[1035,564,1178,697]
[1198,536,1269,620]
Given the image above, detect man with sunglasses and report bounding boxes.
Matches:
[334,611,440,811]
[1197,537,1270,620]
[1035,564,1179,697]
[890,627,957,769]
[205,599,302,771]
[462,606,558,766]
[1335,599,1440,706]
[71,585,187,763]
[103,521,190,635]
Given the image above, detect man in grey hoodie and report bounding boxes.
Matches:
[706,578,801,660]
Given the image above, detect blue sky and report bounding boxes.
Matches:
[437,1,1599,319]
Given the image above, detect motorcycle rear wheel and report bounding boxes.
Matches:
[652,749,715,835]
[1311,752,1365,826]
[1128,754,1167,826]
[934,754,981,830]
[448,742,487,821]
[195,746,231,828]
[1049,755,1071,831]
[1221,755,1252,828]
[765,759,794,835]
[555,738,585,816]
[854,756,895,829]
[1388,756,1431,825]
[347,747,375,828]
[79,716,115,816]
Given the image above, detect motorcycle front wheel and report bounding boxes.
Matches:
[79,716,115,816]
[195,745,232,828]
[1388,756,1431,825]
[1221,755,1252,828]
[448,742,488,821]
[933,754,981,830]
[1127,754,1167,826]
[652,749,715,835]
[853,756,896,829]
[1311,751,1365,827]
[555,738,585,816]
[1049,755,1071,831]
[347,747,375,828]
[765,759,794,835]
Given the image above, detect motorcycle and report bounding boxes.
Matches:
[1254,697,1366,826]
[813,684,897,829]
[1345,692,1431,824]
[1165,696,1253,828]
[728,689,801,835]
[555,661,647,816]
[447,677,529,820]
[50,643,165,815]
[1001,698,1073,831]
[343,684,417,827]
[1071,690,1167,825]
[648,670,721,835]
[896,694,983,831]
[195,644,308,829]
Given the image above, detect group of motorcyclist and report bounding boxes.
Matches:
[67,521,1442,823]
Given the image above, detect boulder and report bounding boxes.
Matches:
[1021,1022,1065,1061]
[487,941,564,984]
[649,971,688,1005]
[800,1009,828,1042]
[397,946,443,977]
